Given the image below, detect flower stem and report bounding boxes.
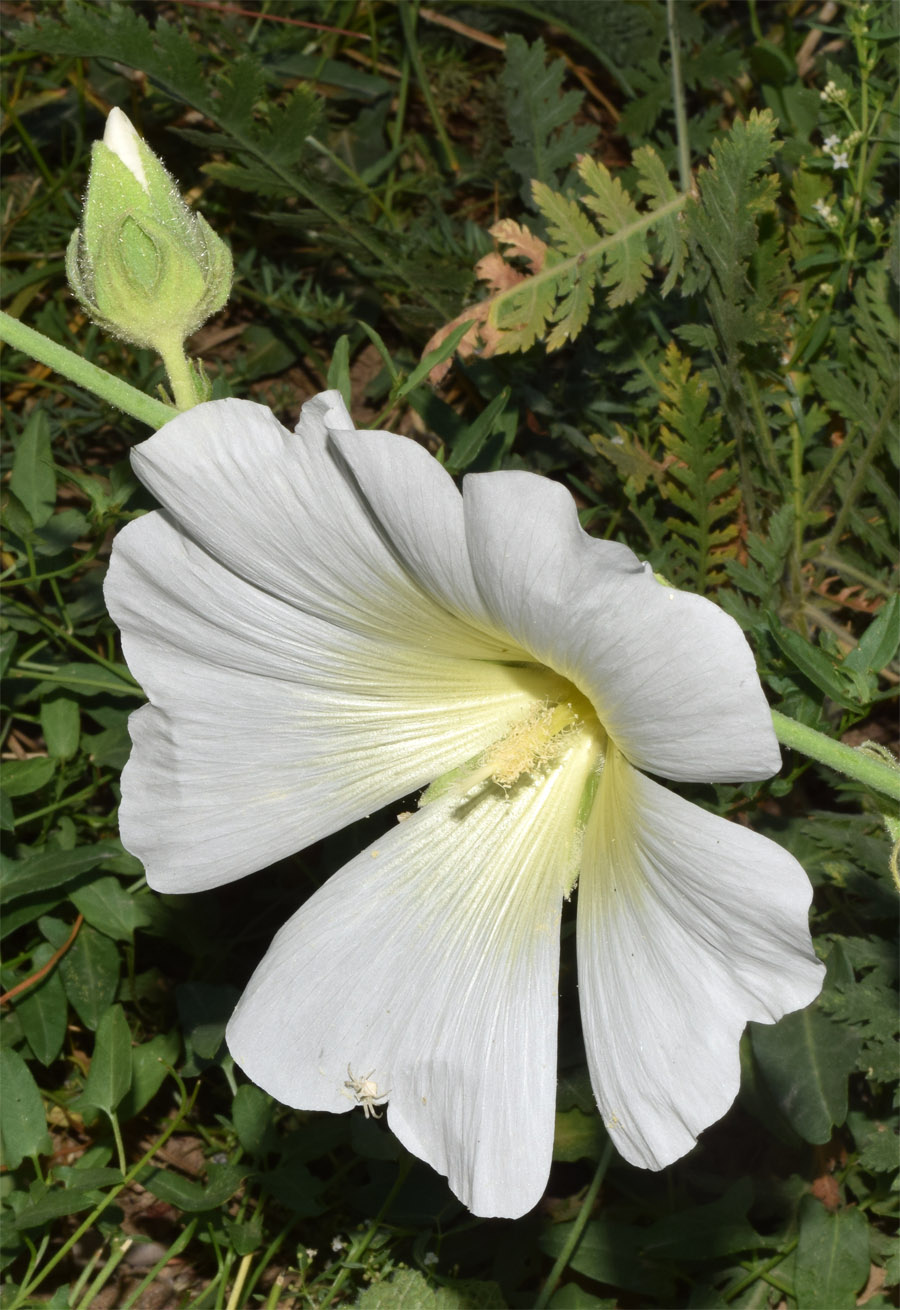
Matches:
[156,332,200,410]
[772,710,899,801]
[0,310,174,430]
[535,1139,614,1310]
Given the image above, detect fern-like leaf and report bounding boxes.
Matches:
[438,147,686,360]
[501,35,597,203]
[634,146,686,293]
[578,157,652,307]
[656,343,741,592]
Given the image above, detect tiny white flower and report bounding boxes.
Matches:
[823,133,842,151]
[424,1252,439,1267]
[831,152,850,170]
[331,1236,346,1254]
[105,393,824,1219]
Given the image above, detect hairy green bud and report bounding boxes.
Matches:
[66,108,232,358]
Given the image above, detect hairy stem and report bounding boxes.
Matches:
[0,311,174,430]
[772,710,899,801]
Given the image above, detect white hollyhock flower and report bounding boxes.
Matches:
[104,392,824,1219]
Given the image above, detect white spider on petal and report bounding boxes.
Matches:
[344,1065,389,1119]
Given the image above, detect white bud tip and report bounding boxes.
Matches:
[104,107,149,191]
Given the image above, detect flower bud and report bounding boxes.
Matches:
[66,108,232,355]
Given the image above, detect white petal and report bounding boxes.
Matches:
[129,396,511,662]
[463,472,781,782]
[227,735,596,1218]
[104,107,148,190]
[328,427,501,637]
[576,747,824,1170]
[106,511,547,891]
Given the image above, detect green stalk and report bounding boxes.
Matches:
[399,1,458,173]
[156,331,201,411]
[535,1140,614,1309]
[772,710,899,800]
[12,1074,200,1306]
[119,1221,198,1310]
[666,0,693,194]
[0,311,174,430]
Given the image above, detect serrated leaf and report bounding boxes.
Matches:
[355,1269,505,1309]
[634,146,686,293]
[501,35,596,201]
[580,156,652,305]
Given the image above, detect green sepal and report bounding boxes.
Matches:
[67,128,232,352]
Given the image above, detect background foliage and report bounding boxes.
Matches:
[1,1,897,1306]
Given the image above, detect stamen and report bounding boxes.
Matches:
[454,700,581,796]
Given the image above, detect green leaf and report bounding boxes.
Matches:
[540,1221,675,1300]
[223,1217,263,1256]
[21,660,140,700]
[48,922,121,1031]
[580,156,652,307]
[843,595,900,676]
[751,1007,860,1143]
[326,334,352,411]
[14,1186,105,1231]
[70,877,152,942]
[118,1030,180,1120]
[0,1048,51,1169]
[766,618,861,709]
[39,696,80,762]
[10,409,55,528]
[355,1269,505,1308]
[78,1005,133,1115]
[13,943,68,1066]
[553,1107,606,1163]
[232,1083,274,1158]
[2,842,121,902]
[2,757,55,799]
[141,1161,246,1212]
[501,35,596,201]
[794,1196,870,1308]
[400,320,472,398]
[445,389,511,474]
[642,1179,762,1262]
[177,982,240,1065]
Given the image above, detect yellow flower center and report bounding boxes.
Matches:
[452,683,605,799]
